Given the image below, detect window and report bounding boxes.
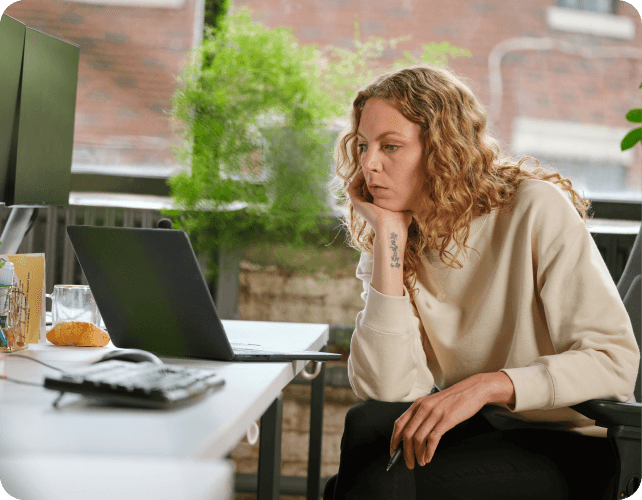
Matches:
[535,157,628,196]
[511,117,640,202]
[546,5,635,39]
[556,0,617,15]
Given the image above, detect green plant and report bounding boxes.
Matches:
[621,82,642,151]
[166,6,336,281]
[203,0,229,33]
[317,19,472,115]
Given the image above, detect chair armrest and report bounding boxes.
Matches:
[571,399,641,428]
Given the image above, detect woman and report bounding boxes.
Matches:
[324,65,639,500]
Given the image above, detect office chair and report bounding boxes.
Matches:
[324,227,642,500]
[571,225,641,499]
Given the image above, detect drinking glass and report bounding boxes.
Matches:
[46,285,102,328]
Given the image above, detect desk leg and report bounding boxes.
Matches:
[258,392,283,500]
[306,359,326,500]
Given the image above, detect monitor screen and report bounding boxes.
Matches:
[0,14,79,207]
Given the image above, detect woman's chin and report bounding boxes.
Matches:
[373,199,403,212]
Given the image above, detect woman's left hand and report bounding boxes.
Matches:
[389,372,515,469]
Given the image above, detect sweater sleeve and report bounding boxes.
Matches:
[347,251,436,401]
[501,194,640,412]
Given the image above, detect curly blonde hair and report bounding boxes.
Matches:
[328,65,592,302]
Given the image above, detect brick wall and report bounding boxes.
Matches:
[5,0,200,172]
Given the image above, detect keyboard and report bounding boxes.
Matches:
[230,342,327,355]
[44,360,225,409]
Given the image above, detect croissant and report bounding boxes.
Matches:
[46,321,110,347]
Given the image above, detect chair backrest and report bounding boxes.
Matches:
[618,228,641,301]
[617,227,641,401]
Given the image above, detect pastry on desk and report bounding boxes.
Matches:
[46,321,110,347]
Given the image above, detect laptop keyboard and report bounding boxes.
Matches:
[230,343,321,355]
[234,349,325,355]
[230,343,265,350]
[44,360,225,409]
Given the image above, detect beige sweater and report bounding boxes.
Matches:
[348,179,640,437]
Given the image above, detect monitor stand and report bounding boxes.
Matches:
[0,207,38,255]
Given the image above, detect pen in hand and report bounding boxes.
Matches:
[387,441,403,472]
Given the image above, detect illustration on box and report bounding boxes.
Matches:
[0,256,32,352]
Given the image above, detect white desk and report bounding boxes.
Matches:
[0,455,234,500]
[0,320,330,500]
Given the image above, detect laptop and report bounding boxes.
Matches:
[66,225,342,362]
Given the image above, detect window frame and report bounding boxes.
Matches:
[555,0,618,15]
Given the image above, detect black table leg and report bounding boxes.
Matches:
[306,359,326,500]
[258,392,283,500]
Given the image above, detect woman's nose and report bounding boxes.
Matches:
[362,148,382,173]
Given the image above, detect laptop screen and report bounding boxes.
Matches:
[66,225,235,361]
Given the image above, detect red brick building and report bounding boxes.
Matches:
[4,0,641,201]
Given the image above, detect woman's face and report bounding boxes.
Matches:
[357,98,425,216]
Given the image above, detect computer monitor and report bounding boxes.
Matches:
[0,14,79,207]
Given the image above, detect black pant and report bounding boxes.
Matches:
[325,399,615,500]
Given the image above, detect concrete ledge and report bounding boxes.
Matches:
[588,219,641,235]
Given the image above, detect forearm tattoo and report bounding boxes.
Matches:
[390,232,401,269]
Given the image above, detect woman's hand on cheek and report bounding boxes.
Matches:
[347,170,413,232]
[347,170,379,229]
[389,373,500,469]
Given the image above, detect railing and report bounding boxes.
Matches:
[0,205,168,294]
[1,201,638,315]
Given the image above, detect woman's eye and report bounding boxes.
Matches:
[357,143,397,153]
